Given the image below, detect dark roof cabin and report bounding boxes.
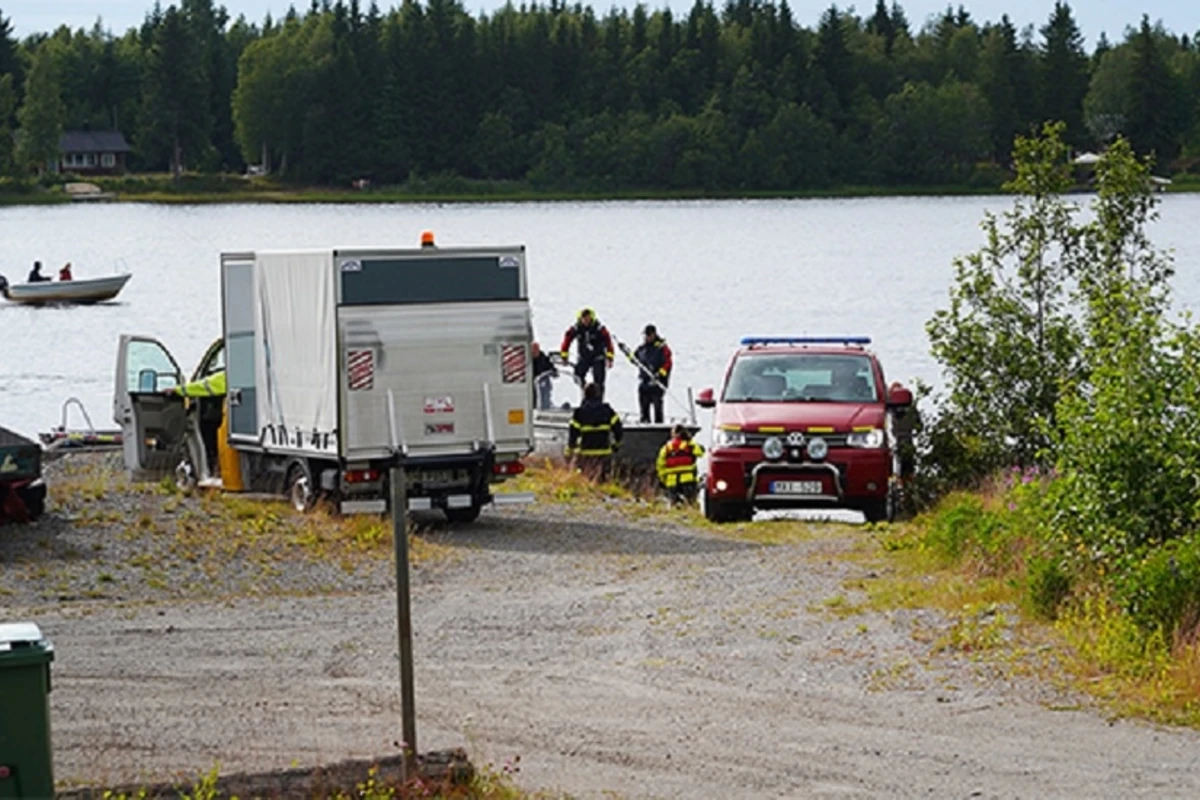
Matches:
[58,131,132,175]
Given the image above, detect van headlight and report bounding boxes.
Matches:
[713,429,746,448]
[762,436,784,461]
[807,436,829,461]
[847,428,885,448]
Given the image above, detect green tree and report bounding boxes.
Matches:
[978,18,1019,160]
[138,7,209,175]
[1083,45,1132,145]
[1037,2,1090,144]
[0,7,21,100]
[1125,16,1183,163]
[924,122,1084,486]
[15,46,65,174]
[1049,138,1189,557]
[877,80,991,184]
[0,73,15,175]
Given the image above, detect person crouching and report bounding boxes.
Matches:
[656,424,705,505]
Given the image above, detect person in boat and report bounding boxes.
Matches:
[560,308,614,400]
[566,382,623,480]
[58,262,73,281]
[531,341,557,411]
[656,424,705,505]
[27,261,51,283]
[631,324,673,424]
[164,370,226,478]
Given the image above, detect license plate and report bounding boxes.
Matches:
[408,469,466,487]
[771,480,823,495]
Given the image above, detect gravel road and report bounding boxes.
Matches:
[6,455,1200,798]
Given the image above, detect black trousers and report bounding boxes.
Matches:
[574,357,607,396]
[639,384,664,423]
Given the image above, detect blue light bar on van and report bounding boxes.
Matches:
[740,336,872,346]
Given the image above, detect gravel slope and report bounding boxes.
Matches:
[7,456,1200,798]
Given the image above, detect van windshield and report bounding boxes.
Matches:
[722,353,878,403]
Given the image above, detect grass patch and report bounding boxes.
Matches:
[848,484,1200,727]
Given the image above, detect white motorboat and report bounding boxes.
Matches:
[0,273,131,305]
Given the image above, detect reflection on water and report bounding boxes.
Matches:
[2,195,1198,442]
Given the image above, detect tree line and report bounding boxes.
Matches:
[0,0,1198,190]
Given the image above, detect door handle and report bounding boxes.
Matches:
[229,388,242,407]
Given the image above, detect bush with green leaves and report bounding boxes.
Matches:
[924,121,1085,491]
[923,123,1200,643]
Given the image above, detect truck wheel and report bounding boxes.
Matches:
[445,504,482,524]
[285,460,316,513]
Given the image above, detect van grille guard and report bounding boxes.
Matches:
[747,461,843,504]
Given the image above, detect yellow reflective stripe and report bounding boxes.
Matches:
[577,424,612,432]
[570,420,582,429]
[852,425,874,432]
[719,424,742,432]
[577,448,613,456]
[808,426,834,433]
[609,413,620,425]
[758,426,784,433]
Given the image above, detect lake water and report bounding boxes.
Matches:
[2,195,1199,441]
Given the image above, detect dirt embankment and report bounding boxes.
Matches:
[5,453,1200,798]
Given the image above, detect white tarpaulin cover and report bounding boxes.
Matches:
[254,251,338,453]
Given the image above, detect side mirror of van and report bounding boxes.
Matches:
[696,387,716,409]
[887,386,913,408]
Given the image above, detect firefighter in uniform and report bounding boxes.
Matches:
[566,382,623,479]
[165,370,226,477]
[631,324,673,423]
[560,308,614,400]
[656,424,705,504]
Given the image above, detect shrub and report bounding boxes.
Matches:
[1116,535,1200,639]
[1026,555,1072,619]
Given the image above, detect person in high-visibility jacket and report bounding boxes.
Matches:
[567,382,623,479]
[165,370,226,475]
[656,424,705,504]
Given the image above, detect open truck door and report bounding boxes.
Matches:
[113,334,186,482]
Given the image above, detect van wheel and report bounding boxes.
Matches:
[445,504,482,524]
[286,460,316,513]
[704,491,751,524]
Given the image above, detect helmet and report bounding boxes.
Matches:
[577,307,596,321]
[644,324,657,336]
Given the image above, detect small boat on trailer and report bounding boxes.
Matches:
[0,273,131,305]
[533,407,700,472]
[532,374,701,473]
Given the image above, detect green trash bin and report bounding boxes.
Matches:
[0,622,55,799]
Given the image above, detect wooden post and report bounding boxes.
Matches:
[389,465,417,778]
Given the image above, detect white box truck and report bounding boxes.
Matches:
[113,238,535,520]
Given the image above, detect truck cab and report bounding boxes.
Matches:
[695,336,913,524]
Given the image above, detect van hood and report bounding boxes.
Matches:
[715,401,885,432]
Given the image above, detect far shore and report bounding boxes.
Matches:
[2,175,1196,208]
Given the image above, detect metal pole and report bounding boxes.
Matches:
[389,465,417,778]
